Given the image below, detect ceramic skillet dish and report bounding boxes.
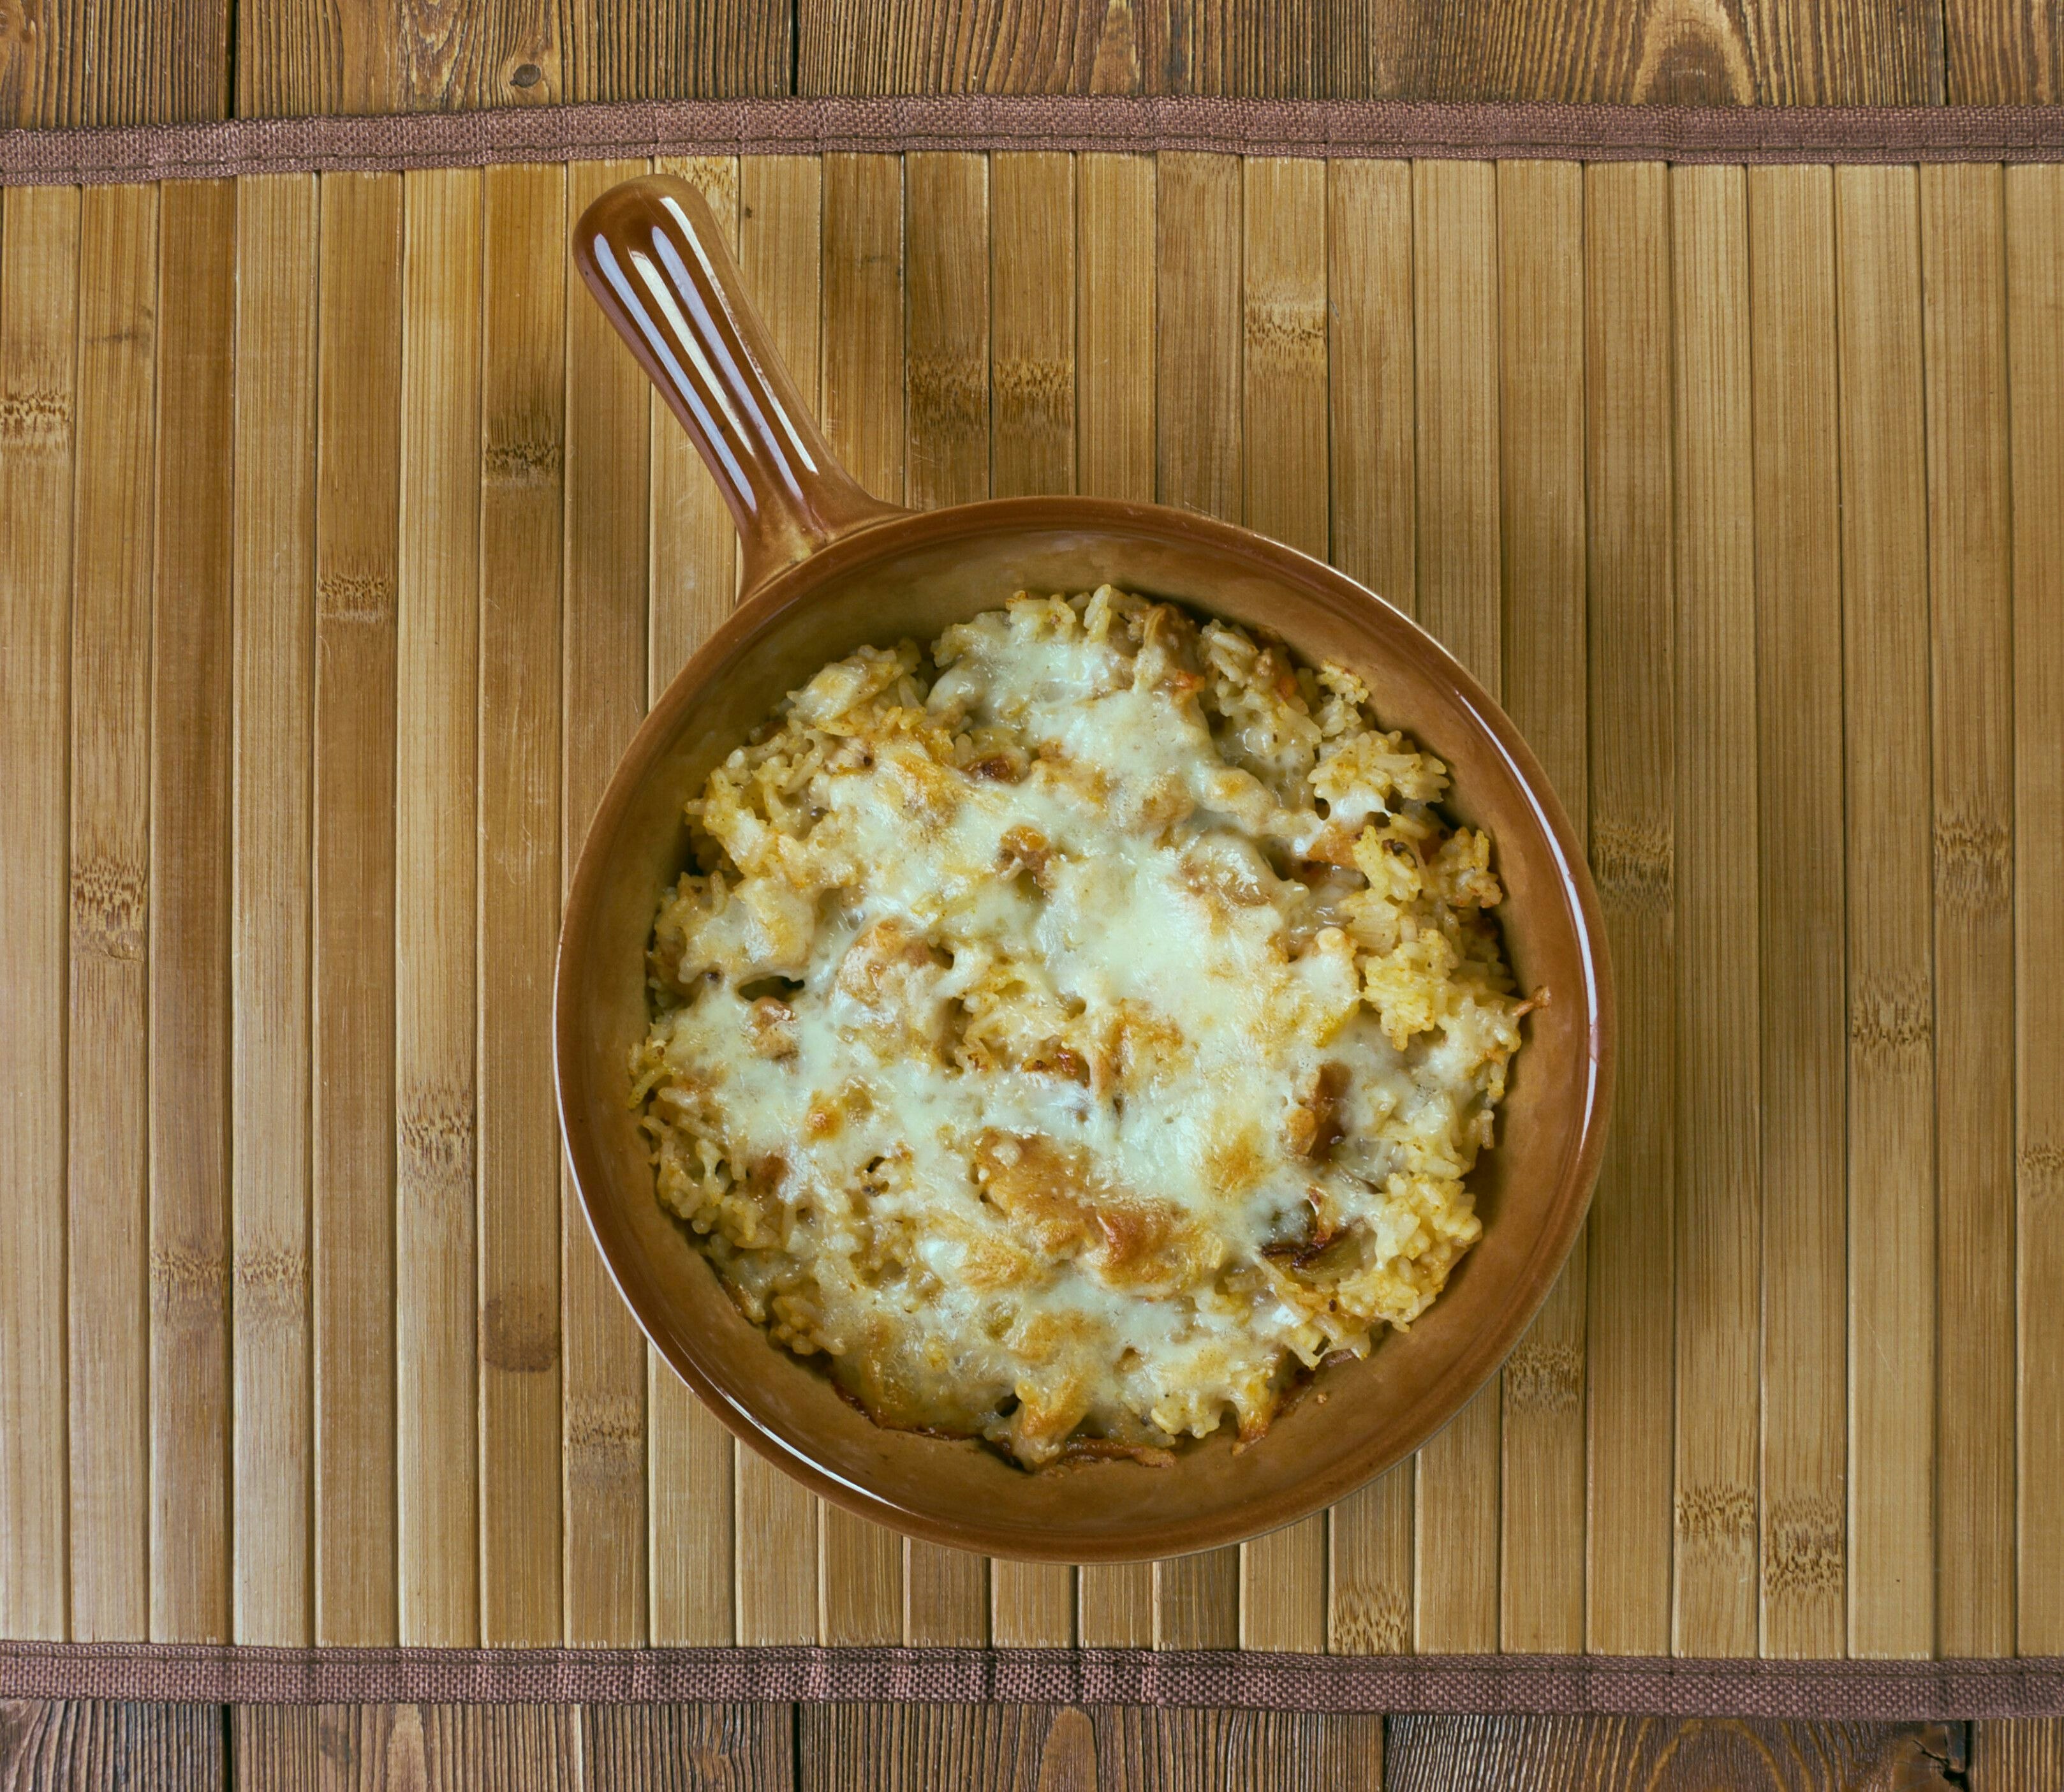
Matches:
[555,174,1612,1564]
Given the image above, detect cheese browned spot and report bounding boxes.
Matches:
[633,588,1527,1467]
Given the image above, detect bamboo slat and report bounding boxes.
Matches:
[562,155,653,1648]
[1237,153,1329,1658]
[1493,158,1589,1658]
[394,165,482,1649]
[1150,149,1242,1654]
[149,175,237,1646]
[1834,165,1937,1661]
[0,182,77,1643]
[1581,161,1676,1659]
[649,151,743,1650]
[720,152,816,1650]
[987,149,1078,1653]
[1323,157,1417,1661]
[311,171,402,1648]
[815,151,908,1649]
[1072,149,1157,1652]
[2009,164,2064,1654]
[230,172,317,1648]
[477,162,567,1647]
[65,182,156,1644]
[1667,161,1761,1661]
[1920,162,2017,1661]
[1748,165,1849,1660]
[1410,156,1502,1656]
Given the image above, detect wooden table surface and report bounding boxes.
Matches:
[3,3,2059,1788]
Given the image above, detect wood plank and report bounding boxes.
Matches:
[795,0,1116,93]
[561,0,792,100]
[479,160,568,1648]
[2009,163,2064,1654]
[1978,1721,2064,1790]
[1833,164,1936,1661]
[64,180,156,1644]
[1668,160,1761,1660]
[234,1,566,116]
[0,182,77,1643]
[148,175,237,1647]
[987,151,1078,1650]
[1582,159,1676,1659]
[797,1703,1381,1791]
[583,1704,799,1789]
[1410,155,1501,1655]
[395,165,483,1650]
[1353,0,1946,103]
[1072,147,1156,1651]
[0,0,230,127]
[1385,1717,1964,1790]
[1494,156,1588,1657]
[563,154,653,1650]
[233,1704,589,1789]
[1920,161,2017,1661]
[1944,0,2060,102]
[1150,147,1242,1652]
[0,1701,228,1789]
[1236,152,1329,1656]
[230,171,318,1648]
[714,154,815,1649]
[815,151,908,1647]
[649,151,744,1651]
[1748,164,1848,1659]
[1323,156,1417,1660]
[313,170,402,1648]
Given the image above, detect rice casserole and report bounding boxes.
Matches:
[632,587,1531,1469]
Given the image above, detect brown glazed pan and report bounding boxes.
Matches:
[556,174,1613,1563]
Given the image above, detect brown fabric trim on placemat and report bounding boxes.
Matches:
[2,1643,2060,1717]
[3,97,2063,186]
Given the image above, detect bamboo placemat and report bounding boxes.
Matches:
[1,130,2060,1705]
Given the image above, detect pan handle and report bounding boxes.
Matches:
[573,174,904,600]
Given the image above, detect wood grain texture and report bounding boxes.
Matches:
[563,154,653,1650]
[1748,164,1848,1659]
[797,1703,1380,1791]
[313,170,403,1649]
[1323,158,1417,1662]
[1410,156,1500,1655]
[0,1701,228,1789]
[148,175,237,1647]
[583,1703,798,1790]
[1582,159,1676,1660]
[1235,154,1328,1657]
[230,172,318,1650]
[478,160,568,1648]
[236,0,564,117]
[1945,0,2060,103]
[1834,163,1937,1661]
[812,151,906,1651]
[63,181,155,1645]
[2008,164,2064,1654]
[1494,156,1588,1659]
[985,153,1077,1652]
[649,151,742,1652]
[1977,1721,2064,1790]
[1667,159,1760,1661]
[0,182,75,1643]
[394,164,482,1650]
[1148,148,1242,1654]
[0,0,230,128]
[233,1703,587,1789]
[1920,162,2016,1664]
[1385,1716,1964,1790]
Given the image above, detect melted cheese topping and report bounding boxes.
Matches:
[633,588,1527,1467]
